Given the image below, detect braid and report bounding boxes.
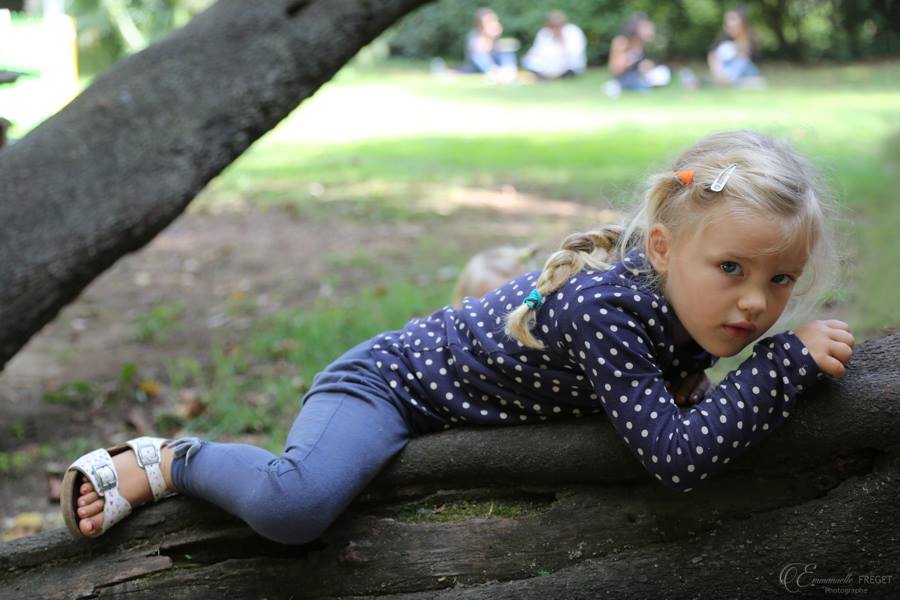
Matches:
[504,225,623,350]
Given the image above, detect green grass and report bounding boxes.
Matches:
[135,302,186,344]
[168,278,455,451]
[198,60,899,337]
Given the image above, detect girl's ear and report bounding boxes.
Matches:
[646,224,672,275]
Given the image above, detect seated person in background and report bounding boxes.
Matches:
[521,10,587,80]
[452,244,543,307]
[605,12,670,95]
[707,5,764,87]
[461,7,519,83]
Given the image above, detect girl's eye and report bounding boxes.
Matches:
[772,274,795,286]
[719,261,741,275]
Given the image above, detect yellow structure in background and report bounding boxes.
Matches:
[0,9,79,135]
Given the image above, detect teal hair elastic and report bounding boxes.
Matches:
[523,289,543,310]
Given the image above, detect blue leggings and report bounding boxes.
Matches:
[167,334,442,545]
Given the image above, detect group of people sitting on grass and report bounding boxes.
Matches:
[455,7,586,83]
[450,5,764,92]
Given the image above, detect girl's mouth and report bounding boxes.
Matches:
[723,325,753,338]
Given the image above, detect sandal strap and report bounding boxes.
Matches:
[126,436,176,503]
[69,448,133,534]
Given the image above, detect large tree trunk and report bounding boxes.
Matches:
[1,333,898,599]
[0,0,432,371]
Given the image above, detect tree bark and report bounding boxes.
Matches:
[1,333,898,599]
[0,0,432,371]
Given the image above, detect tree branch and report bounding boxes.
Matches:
[0,0,433,370]
[1,334,897,598]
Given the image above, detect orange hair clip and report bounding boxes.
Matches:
[674,170,695,186]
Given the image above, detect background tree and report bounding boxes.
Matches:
[0,0,433,371]
[66,0,216,73]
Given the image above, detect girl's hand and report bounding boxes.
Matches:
[668,371,712,407]
[794,319,855,378]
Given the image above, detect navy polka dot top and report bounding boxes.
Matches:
[369,247,823,492]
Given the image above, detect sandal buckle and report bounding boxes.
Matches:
[135,443,160,468]
[92,464,117,492]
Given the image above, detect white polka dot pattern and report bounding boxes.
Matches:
[369,248,823,489]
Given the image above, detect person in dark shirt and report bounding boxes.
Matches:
[63,130,854,545]
[605,12,671,95]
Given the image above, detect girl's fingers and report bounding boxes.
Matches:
[680,374,699,405]
[821,355,846,378]
[689,375,711,404]
[673,379,688,405]
[829,329,855,347]
[670,389,686,406]
[672,372,712,406]
[830,341,853,365]
[825,319,851,332]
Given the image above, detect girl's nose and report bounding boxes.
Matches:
[737,289,766,318]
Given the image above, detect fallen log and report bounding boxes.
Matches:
[1,332,898,599]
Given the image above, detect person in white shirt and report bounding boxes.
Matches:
[522,11,587,80]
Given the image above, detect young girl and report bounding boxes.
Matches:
[707,6,764,87]
[460,7,518,83]
[606,12,671,94]
[62,130,854,543]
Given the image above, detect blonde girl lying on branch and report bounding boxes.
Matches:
[62,130,852,544]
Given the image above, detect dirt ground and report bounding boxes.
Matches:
[0,188,617,541]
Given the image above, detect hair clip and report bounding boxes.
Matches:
[523,289,543,310]
[673,170,694,186]
[709,163,738,192]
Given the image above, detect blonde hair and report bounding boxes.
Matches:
[504,129,842,350]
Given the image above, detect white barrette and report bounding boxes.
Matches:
[709,163,738,192]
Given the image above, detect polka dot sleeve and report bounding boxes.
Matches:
[560,290,823,493]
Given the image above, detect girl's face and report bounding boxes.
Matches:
[647,212,808,357]
[637,19,656,42]
[480,13,502,38]
[724,11,744,37]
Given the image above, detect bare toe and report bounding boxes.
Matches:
[78,491,99,507]
[71,447,163,538]
[78,511,103,536]
[78,498,104,518]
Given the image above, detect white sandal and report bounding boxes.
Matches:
[60,436,178,538]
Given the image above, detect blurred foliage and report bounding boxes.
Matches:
[56,0,900,75]
[387,0,900,64]
[65,0,214,74]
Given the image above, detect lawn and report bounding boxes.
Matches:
[4,60,898,456]
[203,60,900,338]
[186,60,899,420]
